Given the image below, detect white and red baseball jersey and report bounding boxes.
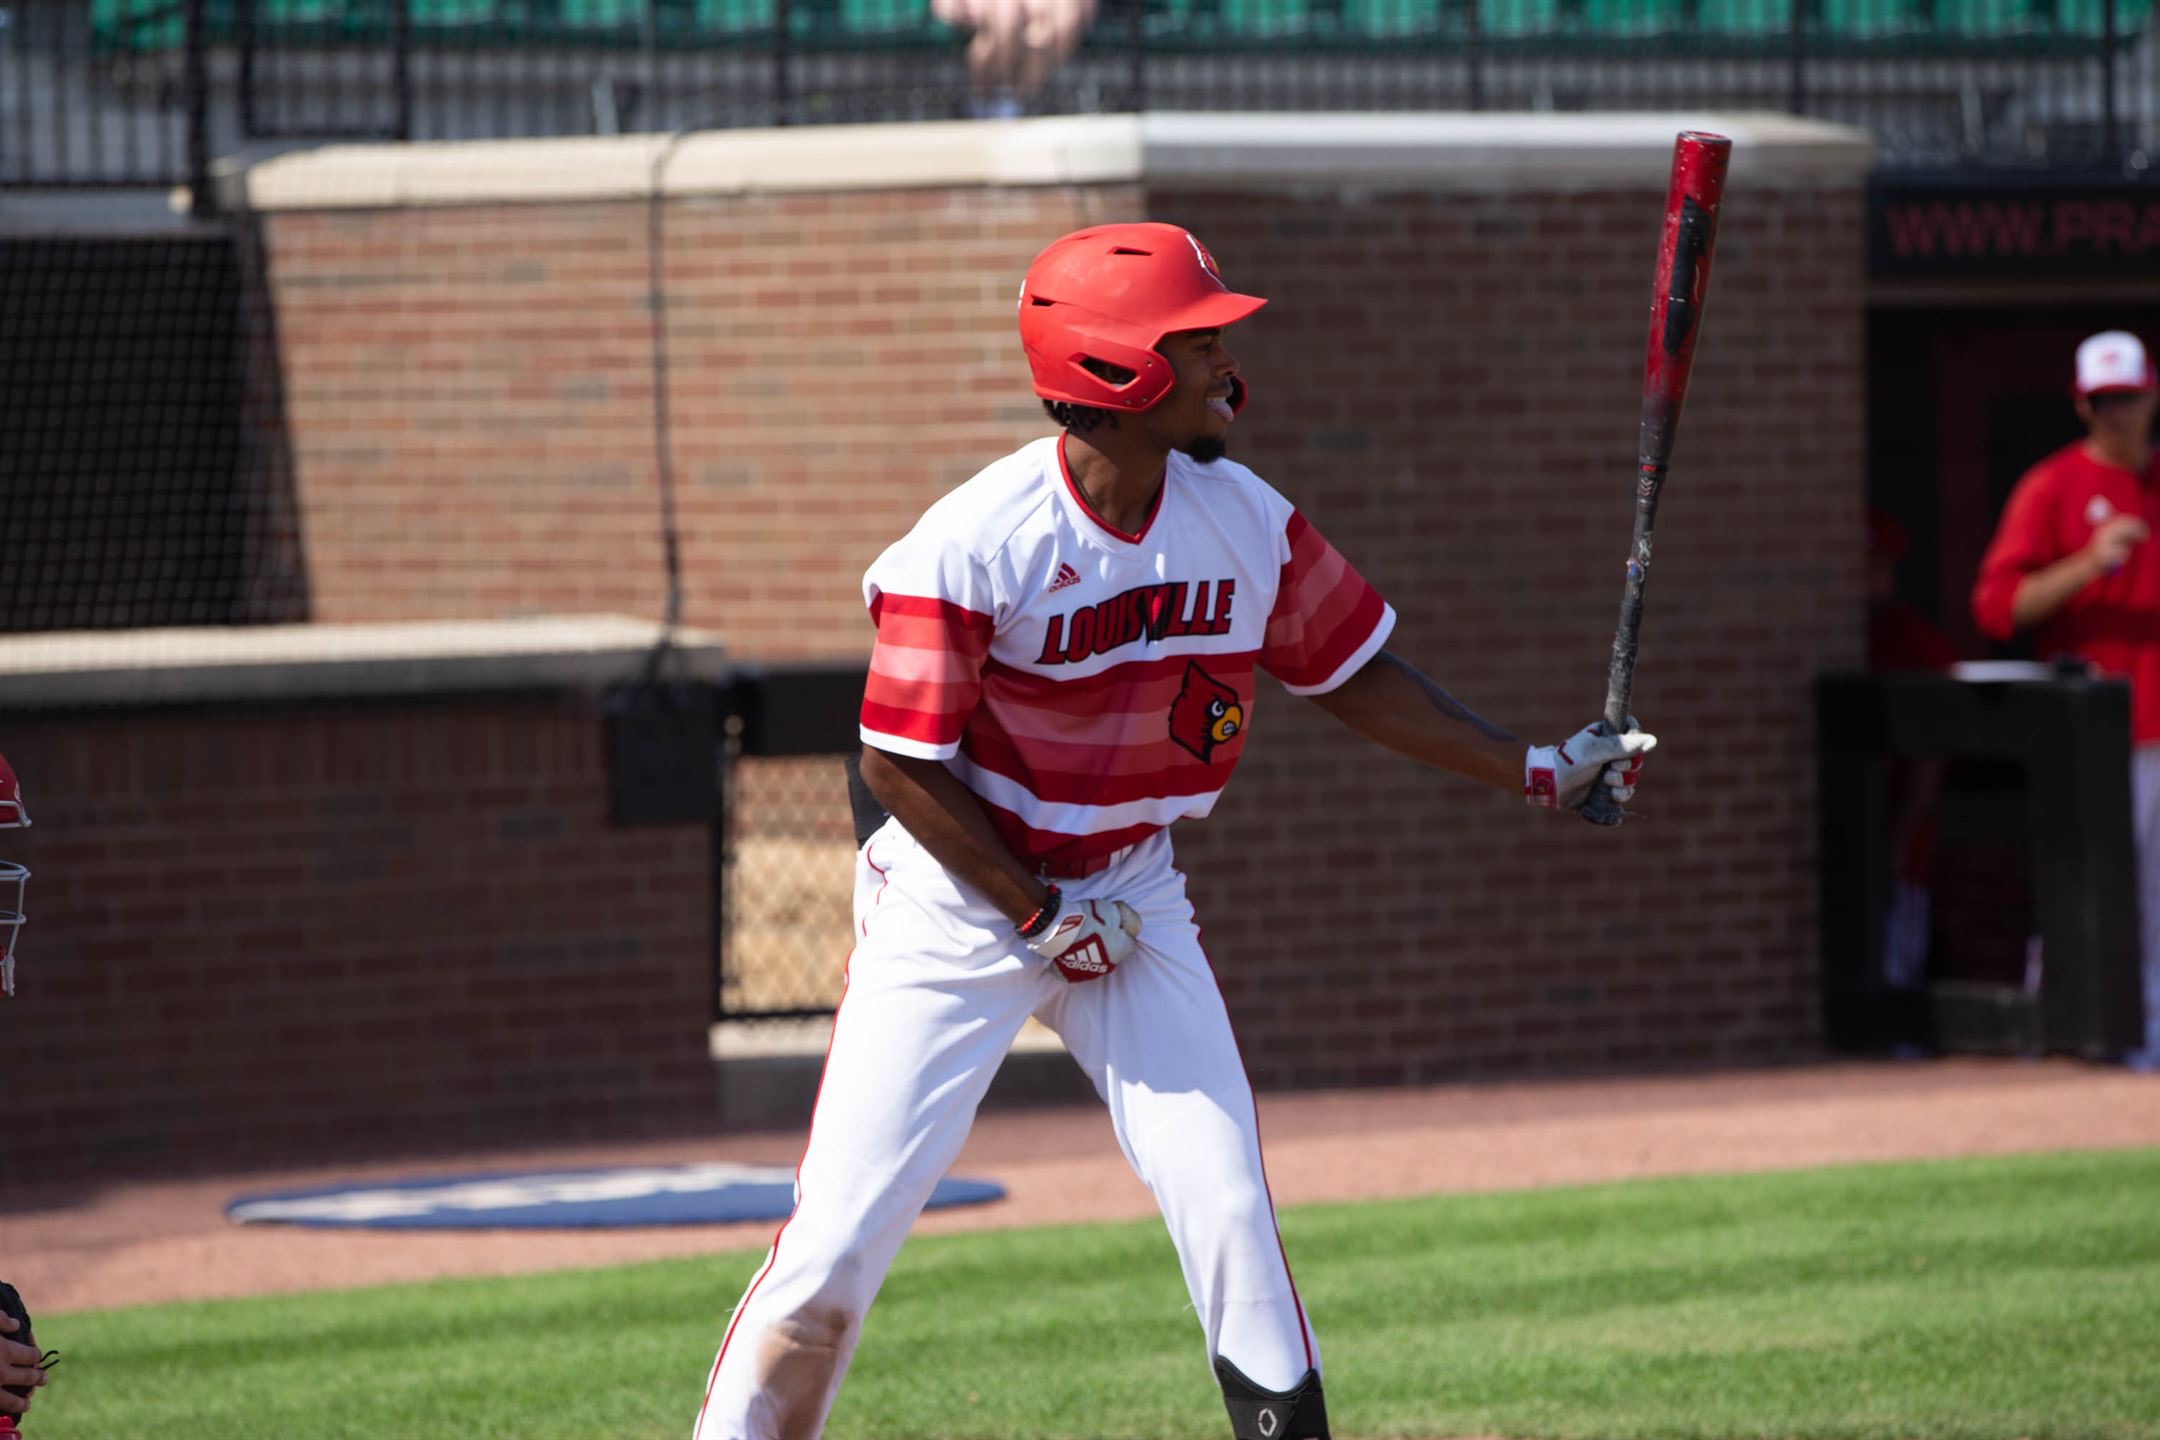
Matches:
[860,434,1395,870]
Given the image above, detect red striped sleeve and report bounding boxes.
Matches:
[861,592,995,756]
[868,592,996,649]
[1259,511,1393,692]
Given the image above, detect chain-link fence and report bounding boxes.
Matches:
[0,231,308,632]
[723,752,855,1021]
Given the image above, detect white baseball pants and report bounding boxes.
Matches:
[691,824,1317,1440]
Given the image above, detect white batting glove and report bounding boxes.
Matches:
[1022,888,1141,984]
[1525,720,1656,812]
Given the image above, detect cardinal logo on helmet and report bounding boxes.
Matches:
[1169,660,1244,763]
[1186,232,1227,290]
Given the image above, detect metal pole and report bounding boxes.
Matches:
[391,0,412,141]
[185,0,215,214]
[774,0,792,124]
[643,0,661,129]
[1466,0,1484,111]
[1127,0,1145,112]
[237,0,257,138]
[2102,0,2119,167]
[1788,0,1807,116]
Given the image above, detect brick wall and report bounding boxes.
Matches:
[265,184,1144,650]
[1163,183,1867,1079]
[0,701,716,1179]
[238,146,1864,1092]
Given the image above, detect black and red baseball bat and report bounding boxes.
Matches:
[1582,131,1731,826]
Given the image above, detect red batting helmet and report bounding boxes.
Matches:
[1018,223,1266,413]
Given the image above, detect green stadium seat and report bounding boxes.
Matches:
[835,0,929,32]
[1218,0,1322,35]
[1936,0,2152,33]
[1115,0,1279,48]
[1811,0,1927,38]
[1480,0,1564,36]
[822,0,949,44]
[90,0,176,51]
[1570,0,1684,37]
[1687,0,1792,34]
[1343,0,1457,36]
[90,0,148,46]
[1926,0,2049,34]
[2055,0,2155,32]
[1110,0,1190,44]
[408,0,508,21]
[696,0,780,36]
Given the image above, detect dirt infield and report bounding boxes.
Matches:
[8,1057,2158,1315]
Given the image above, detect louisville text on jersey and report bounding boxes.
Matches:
[1034,578,1235,666]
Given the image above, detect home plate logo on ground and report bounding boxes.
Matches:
[226,1163,1005,1230]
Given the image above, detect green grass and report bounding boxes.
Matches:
[26,1147,2160,1439]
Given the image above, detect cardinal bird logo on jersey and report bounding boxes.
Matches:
[1169,660,1244,763]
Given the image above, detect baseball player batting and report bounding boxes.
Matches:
[691,223,1656,1440]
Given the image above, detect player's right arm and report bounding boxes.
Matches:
[1973,468,2148,637]
[857,523,1052,929]
[2007,517,2146,630]
[857,745,1048,927]
[855,497,1141,977]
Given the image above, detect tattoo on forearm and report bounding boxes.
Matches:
[1377,652,1518,744]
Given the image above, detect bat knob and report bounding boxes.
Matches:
[1579,785,1627,827]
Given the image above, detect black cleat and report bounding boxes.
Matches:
[1214,1355,1329,1440]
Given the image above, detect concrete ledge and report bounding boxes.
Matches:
[214,116,1141,213]
[215,110,1874,213]
[1140,110,1875,190]
[712,1016,1067,1060]
[0,615,726,710]
[712,1018,1084,1128]
[715,1046,1094,1132]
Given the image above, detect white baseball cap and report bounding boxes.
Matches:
[2075,331,2155,395]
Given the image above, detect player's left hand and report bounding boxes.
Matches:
[1524,720,1655,812]
[1025,894,1142,983]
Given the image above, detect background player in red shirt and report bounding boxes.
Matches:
[1971,330,2160,1068]
[691,225,1657,1440]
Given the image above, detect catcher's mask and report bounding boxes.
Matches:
[0,751,28,998]
[1018,222,1266,414]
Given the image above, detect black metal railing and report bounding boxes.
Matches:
[3,0,198,186]
[5,2,2154,196]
